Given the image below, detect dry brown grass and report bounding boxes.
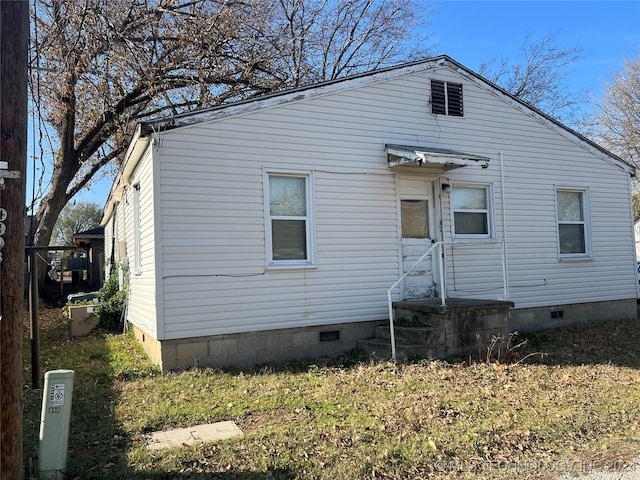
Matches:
[22,308,640,479]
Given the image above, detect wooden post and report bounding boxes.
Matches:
[29,247,40,389]
[0,1,29,479]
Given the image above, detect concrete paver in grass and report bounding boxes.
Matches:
[146,421,243,450]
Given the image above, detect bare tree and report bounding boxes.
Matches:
[31,0,277,249]
[478,32,583,122]
[582,56,640,220]
[30,0,430,253]
[260,0,427,87]
[591,56,640,167]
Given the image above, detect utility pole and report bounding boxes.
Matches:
[1,1,29,479]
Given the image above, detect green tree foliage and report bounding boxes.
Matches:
[52,201,102,245]
[30,0,429,251]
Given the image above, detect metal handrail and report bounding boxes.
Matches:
[386,239,506,361]
[387,241,444,361]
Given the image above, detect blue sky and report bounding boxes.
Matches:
[33,0,640,209]
[428,0,639,94]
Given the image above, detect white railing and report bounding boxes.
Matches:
[386,240,506,361]
[387,241,445,361]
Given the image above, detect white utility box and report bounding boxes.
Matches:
[39,369,75,479]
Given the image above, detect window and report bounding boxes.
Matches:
[452,185,491,236]
[401,199,429,238]
[267,173,314,266]
[133,183,142,274]
[556,188,590,257]
[431,80,463,116]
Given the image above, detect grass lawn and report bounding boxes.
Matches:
[22,307,640,479]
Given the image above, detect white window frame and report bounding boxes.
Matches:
[133,183,142,274]
[451,183,494,239]
[264,170,316,269]
[555,187,592,259]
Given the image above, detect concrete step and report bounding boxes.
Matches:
[359,298,513,362]
[373,325,445,346]
[393,308,441,328]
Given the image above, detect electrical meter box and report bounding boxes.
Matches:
[39,369,75,479]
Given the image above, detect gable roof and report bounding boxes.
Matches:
[103,55,634,224]
[134,55,633,177]
[139,56,448,134]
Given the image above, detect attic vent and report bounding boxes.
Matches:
[431,80,463,117]
[431,80,446,115]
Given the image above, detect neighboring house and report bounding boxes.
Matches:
[102,56,638,371]
[72,226,105,290]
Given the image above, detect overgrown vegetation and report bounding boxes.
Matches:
[23,309,640,479]
[95,271,127,332]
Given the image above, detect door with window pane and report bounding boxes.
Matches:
[399,178,435,299]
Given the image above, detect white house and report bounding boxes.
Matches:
[102,56,638,371]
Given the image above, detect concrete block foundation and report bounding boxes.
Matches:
[132,298,638,371]
[133,320,382,372]
[509,298,637,333]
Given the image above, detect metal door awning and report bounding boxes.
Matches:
[386,144,490,169]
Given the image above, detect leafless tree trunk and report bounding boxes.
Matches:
[30,0,429,254]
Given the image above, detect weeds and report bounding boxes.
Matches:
[22,309,640,479]
[479,331,547,365]
[96,268,127,331]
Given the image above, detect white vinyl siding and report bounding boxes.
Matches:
[158,166,398,338]
[117,62,635,340]
[120,147,159,337]
[427,68,634,306]
[133,183,142,273]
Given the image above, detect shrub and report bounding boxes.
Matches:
[96,270,127,332]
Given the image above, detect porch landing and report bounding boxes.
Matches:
[359,298,514,361]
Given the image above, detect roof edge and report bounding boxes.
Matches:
[138,56,450,133]
[101,124,152,224]
[439,56,635,176]
[136,54,633,177]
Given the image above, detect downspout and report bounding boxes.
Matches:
[499,152,510,300]
[628,174,639,298]
[109,202,117,276]
[438,177,449,300]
